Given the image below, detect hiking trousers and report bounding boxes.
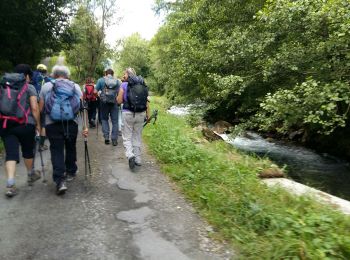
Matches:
[100,102,119,140]
[46,122,78,185]
[87,100,98,123]
[122,111,145,164]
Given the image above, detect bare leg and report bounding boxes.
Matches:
[5,161,16,180]
[24,158,33,172]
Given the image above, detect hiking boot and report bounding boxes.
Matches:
[129,156,136,170]
[39,144,48,151]
[112,139,118,146]
[105,139,110,145]
[135,162,142,167]
[56,181,67,195]
[5,185,18,198]
[28,171,41,186]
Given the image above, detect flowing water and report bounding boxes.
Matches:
[167,106,350,200]
[224,132,350,200]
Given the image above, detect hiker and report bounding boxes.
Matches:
[117,68,150,170]
[0,64,41,197]
[32,64,53,152]
[95,68,121,146]
[39,65,88,195]
[83,77,98,128]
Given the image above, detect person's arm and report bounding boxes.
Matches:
[30,96,41,134]
[117,85,124,105]
[95,78,103,92]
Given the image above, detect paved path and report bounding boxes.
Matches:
[0,125,233,259]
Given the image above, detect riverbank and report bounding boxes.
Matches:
[143,97,350,259]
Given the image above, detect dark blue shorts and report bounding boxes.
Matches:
[0,122,36,162]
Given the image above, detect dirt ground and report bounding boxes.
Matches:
[0,126,234,260]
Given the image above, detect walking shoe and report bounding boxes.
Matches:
[5,185,18,198]
[56,181,67,195]
[27,171,41,186]
[112,139,118,146]
[66,174,76,182]
[105,139,110,145]
[135,162,142,167]
[128,156,136,170]
[39,144,48,151]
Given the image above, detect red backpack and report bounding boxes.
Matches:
[84,84,96,101]
[0,73,30,128]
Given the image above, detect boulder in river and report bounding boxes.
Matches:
[213,121,233,134]
[202,127,223,142]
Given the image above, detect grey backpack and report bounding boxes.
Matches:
[100,76,119,104]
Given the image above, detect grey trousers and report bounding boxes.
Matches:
[122,111,145,164]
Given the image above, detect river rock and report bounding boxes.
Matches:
[288,129,304,140]
[202,127,223,142]
[213,121,233,134]
[258,168,285,179]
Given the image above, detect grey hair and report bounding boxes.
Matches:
[52,65,70,78]
[125,67,136,77]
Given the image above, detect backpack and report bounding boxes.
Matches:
[31,70,44,94]
[126,77,148,113]
[84,84,96,101]
[0,73,30,128]
[45,80,80,121]
[100,76,119,104]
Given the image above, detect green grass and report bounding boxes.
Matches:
[143,96,350,259]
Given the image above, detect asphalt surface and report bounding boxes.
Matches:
[0,125,234,260]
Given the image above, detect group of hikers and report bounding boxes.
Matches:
[0,63,150,197]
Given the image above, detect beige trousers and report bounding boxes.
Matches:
[122,111,146,164]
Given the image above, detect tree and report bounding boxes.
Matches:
[0,0,72,69]
[115,33,151,78]
[65,6,109,81]
[68,0,118,78]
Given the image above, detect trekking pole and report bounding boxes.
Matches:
[96,109,99,139]
[82,101,92,179]
[36,135,47,183]
[143,109,159,128]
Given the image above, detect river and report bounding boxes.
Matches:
[168,106,350,201]
[223,132,350,200]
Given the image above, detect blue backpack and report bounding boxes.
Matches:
[45,80,80,121]
[31,70,44,94]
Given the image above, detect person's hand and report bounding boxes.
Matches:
[82,128,88,137]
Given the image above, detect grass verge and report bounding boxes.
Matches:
[143,96,350,259]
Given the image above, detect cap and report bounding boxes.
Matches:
[37,64,47,71]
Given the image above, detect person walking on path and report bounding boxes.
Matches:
[83,77,98,128]
[0,64,41,197]
[39,65,88,195]
[117,68,150,170]
[95,68,121,146]
[32,64,53,152]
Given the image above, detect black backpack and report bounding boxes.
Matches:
[126,77,148,113]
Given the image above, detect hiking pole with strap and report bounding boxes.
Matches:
[82,101,92,180]
[35,135,47,183]
[143,109,158,128]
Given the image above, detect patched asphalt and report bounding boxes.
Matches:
[0,125,234,260]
